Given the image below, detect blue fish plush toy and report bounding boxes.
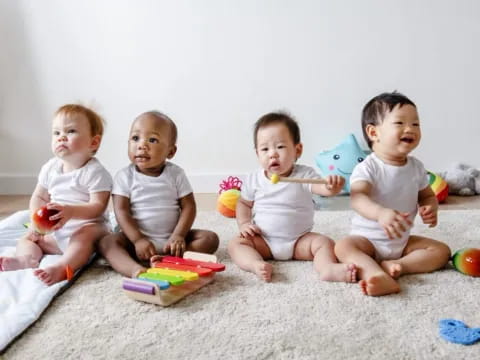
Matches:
[315,134,368,193]
[439,319,480,345]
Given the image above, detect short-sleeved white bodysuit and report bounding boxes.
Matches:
[241,164,320,260]
[349,153,430,260]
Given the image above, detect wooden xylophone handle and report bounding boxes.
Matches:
[277,177,327,185]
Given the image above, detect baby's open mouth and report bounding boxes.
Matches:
[400,137,414,144]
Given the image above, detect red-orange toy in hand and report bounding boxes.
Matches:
[32,206,60,234]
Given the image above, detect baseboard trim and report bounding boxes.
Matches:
[0,173,247,195]
[0,174,37,195]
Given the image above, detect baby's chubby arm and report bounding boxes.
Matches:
[113,194,156,260]
[418,186,438,227]
[28,184,50,241]
[351,180,412,240]
[163,193,196,257]
[311,175,345,196]
[29,184,50,213]
[48,191,110,231]
[236,197,261,240]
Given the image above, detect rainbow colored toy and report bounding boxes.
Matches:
[452,248,480,277]
[428,171,449,203]
[122,251,225,306]
[217,176,242,218]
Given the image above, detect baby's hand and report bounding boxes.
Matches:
[377,208,412,240]
[134,237,157,261]
[163,234,186,258]
[324,175,345,194]
[239,223,261,240]
[419,205,438,227]
[47,203,73,231]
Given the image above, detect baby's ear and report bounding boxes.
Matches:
[91,135,101,151]
[295,143,303,159]
[167,144,177,159]
[365,124,378,143]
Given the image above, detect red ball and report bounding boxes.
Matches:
[452,248,480,277]
[32,206,60,234]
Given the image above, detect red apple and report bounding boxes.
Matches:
[32,206,60,234]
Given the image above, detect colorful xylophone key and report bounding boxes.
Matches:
[161,256,225,272]
[122,251,225,306]
[153,262,213,276]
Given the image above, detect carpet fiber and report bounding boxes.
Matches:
[4,210,480,359]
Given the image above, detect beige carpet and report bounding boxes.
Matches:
[4,210,480,359]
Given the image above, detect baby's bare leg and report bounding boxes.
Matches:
[335,235,400,296]
[0,233,47,271]
[34,223,109,285]
[227,235,273,282]
[98,232,147,278]
[185,229,219,254]
[293,232,357,282]
[381,235,451,277]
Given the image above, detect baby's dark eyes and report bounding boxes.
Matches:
[68,129,76,134]
[131,135,139,141]
[149,138,159,143]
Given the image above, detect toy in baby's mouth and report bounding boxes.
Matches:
[217,176,243,218]
[122,251,225,306]
[451,248,480,277]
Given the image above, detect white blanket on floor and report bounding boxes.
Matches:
[1,211,72,351]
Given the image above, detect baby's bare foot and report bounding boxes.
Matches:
[0,255,39,271]
[318,263,358,283]
[380,260,403,279]
[34,264,69,286]
[359,274,400,296]
[252,261,273,282]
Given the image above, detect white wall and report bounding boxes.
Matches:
[1,0,480,194]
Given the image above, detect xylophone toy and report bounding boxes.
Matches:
[122,251,225,306]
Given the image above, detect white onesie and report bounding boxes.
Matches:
[38,157,113,252]
[241,164,319,260]
[349,153,430,260]
[112,162,193,252]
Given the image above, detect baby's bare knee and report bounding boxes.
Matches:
[227,236,244,255]
[97,233,124,254]
[433,241,451,265]
[311,236,334,254]
[202,230,219,253]
[334,238,350,258]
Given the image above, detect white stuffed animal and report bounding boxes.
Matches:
[440,163,480,196]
